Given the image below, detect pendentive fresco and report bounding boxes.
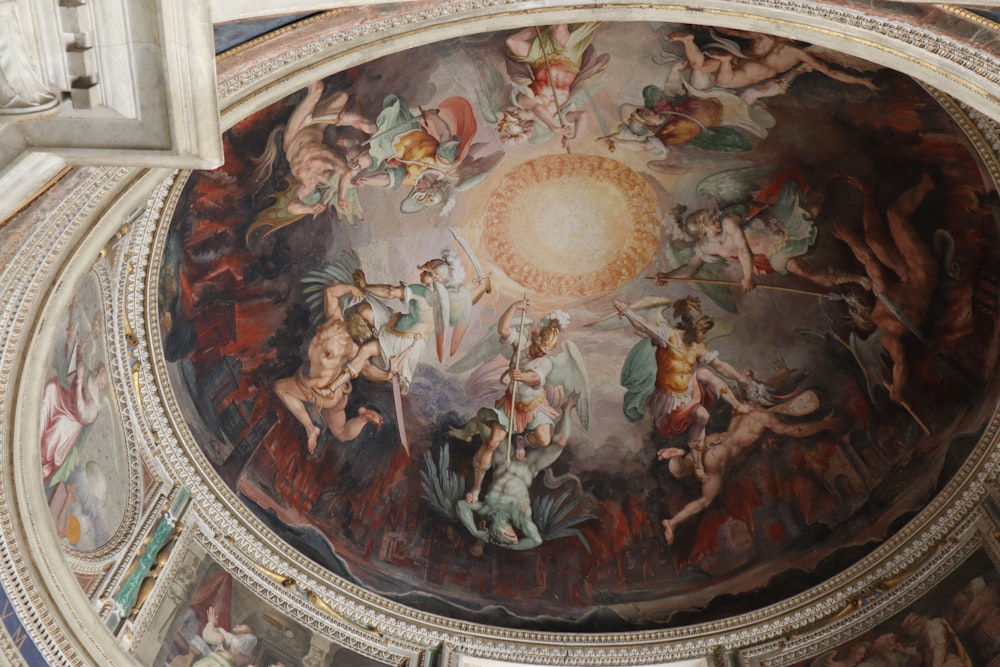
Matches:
[134,541,388,666]
[41,270,130,553]
[157,21,1000,632]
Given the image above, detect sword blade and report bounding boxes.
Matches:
[449,227,486,280]
[392,374,410,455]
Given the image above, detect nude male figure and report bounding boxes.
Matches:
[658,394,843,544]
[669,29,877,105]
[281,82,375,215]
[273,283,387,454]
[834,173,938,403]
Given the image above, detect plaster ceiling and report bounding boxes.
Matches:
[6,4,1000,667]
[160,18,1000,634]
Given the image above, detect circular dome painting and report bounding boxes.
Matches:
[158,21,1000,632]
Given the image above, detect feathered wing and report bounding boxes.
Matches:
[428,281,451,363]
[300,250,363,325]
[546,341,591,430]
[446,284,474,358]
[848,330,888,402]
[531,484,596,553]
[420,445,465,521]
[451,320,534,400]
[696,166,771,209]
[469,50,510,124]
[449,320,532,374]
[453,144,505,192]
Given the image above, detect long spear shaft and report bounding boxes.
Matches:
[506,294,530,465]
[534,26,571,155]
[647,275,827,298]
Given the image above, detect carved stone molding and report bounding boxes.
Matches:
[4,3,1000,666]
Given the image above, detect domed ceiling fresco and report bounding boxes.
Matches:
[155,19,1000,634]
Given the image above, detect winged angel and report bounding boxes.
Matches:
[300,249,492,396]
[445,299,590,502]
[420,299,594,551]
[470,23,609,148]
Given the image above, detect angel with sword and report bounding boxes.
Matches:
[615,296,752,482]
[448,299,590,503]
[350,253,492,393]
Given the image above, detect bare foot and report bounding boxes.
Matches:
[662,518,675,545]
[358,407,383,429]
[669,32,694,42]
[515,435,528,460]
[657,447,686,460]
[306,425,321,455]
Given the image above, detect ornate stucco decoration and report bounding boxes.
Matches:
[3,3,1000,666]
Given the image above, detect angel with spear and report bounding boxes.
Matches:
[492,23,610,150]
[658,176,871,294]
[448,298,589,503]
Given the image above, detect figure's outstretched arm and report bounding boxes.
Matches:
[708,357,747,384]
[797,50,878,92]
[658,254,705,281]
[353,270,406,301]
[456,500,488,540]
[721,213,755,291]
[765,412,843,438]
[612,301,666,344]
[505,521,542,550]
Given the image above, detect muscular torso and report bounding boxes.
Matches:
[529,63,575,111]
[307,320,358,384]
[759,43,806,76]
[654,332,705,395]
[284,126,344,183]
[485,465,533,512]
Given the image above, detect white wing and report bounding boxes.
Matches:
[546,340,591,430]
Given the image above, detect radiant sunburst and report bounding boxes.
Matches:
[483,154,660,296]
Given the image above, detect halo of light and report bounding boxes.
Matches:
[483,154,661,297]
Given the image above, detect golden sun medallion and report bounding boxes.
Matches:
[483,154,661,297]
